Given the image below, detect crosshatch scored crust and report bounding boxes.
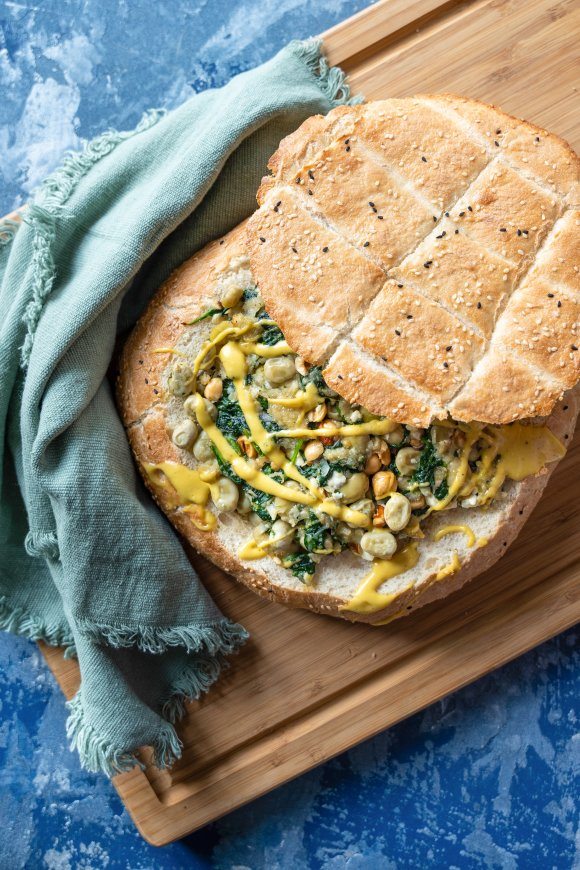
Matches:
[117,220,579,624]
[247,94,580,427]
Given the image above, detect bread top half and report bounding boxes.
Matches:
[246,95,580,427]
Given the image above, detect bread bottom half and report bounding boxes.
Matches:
[118,223,579,624]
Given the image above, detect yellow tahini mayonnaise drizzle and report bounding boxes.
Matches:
[339,544,419,615]
[143,461,217,530]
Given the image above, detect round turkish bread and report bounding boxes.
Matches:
[246,94,580,426]
[117,220,578,625]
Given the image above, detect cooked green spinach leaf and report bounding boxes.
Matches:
[260,324,285,346]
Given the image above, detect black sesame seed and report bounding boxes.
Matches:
[138,359,143,365]
[291,246,297,253]
[407,314,413,320]
[345,145,351,152]
[423,260,432,268]
[308,170,314,180]
[454,229,459,234]
[445,211,450,217]
[337,374,343,380]
[377,214,384,220]
[145,378,149,384]
[517,229,522,236]
[446,345,452,351]
[443,362,449,368]
[499,227,507,232]
[563,405,569,411]
[307,189,313,195]
[572,345,578,351]
[459,211,465,217]
[547,293,554,298]
[433,215,437,222]
[421,156,427,162]
[477,301,482,309]
[259,236,266,243]
[363,241,370,247]
[496,129,502,134]
[395,329,401,336]
[397,284,403,288]
[296,177,301,184]
[557,300,562,307]
[345,139,350,144]
[153,389,159,395]
[535,136,540,142]
[368,201,375,208]
[494,140,499,147]
[322,246,329,253]
[219,239,225,245]
[467,205,473,212]
[519,509,524,515]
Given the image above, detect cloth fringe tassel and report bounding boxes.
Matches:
[19,108,166,368]
[0,594,75,655]
[66,620,248,774]
[76,616,249,656]
[289,38,363,108]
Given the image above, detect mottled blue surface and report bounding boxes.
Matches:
[1,1,579,867]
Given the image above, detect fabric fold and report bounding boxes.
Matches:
[0,38,359,775]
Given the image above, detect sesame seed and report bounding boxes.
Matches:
[345,145,351,152]
[368,201,375,208]
[459,211,465,217]
[421,156,427,162]
[424,261,432,268]
[433,215,437,222]
[444,211,449,217]
[454,229,459,234]
[307,189,313,196]
[407,314,413,320]
[395,329,401,336]
[292,246,297,253]
[259,236,266,243]
[446,345,452,351]
[477,302,482,309]
[572,345,578,351]
[494,140,499,147]
[397,283,403,288]
[322,246,329,253]
[499,227,507,232]
[363,241,370,247]
[377,215,384,220]
[308,170,314,180]
[443,362,449,368]
[547,293,554,298]
[467,205,473,212]
[557,301,562,307]
[296,177,301,184]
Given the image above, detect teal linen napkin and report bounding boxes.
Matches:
[0,39,358,774]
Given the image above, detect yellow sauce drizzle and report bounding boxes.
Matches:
[435,551,461,581]
[239,340,292,357]
[339,544,419,615]
[268,382,323,423]
[274,419,398,440]
[238,539,268,560]
[434,524,476,548]
[143,461,217,529]
[215,342,372,530]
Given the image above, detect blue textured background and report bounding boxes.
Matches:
[1,1,578,867]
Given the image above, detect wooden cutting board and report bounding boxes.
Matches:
[36,0,580,845]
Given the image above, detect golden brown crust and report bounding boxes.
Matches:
[247,96,580,425]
